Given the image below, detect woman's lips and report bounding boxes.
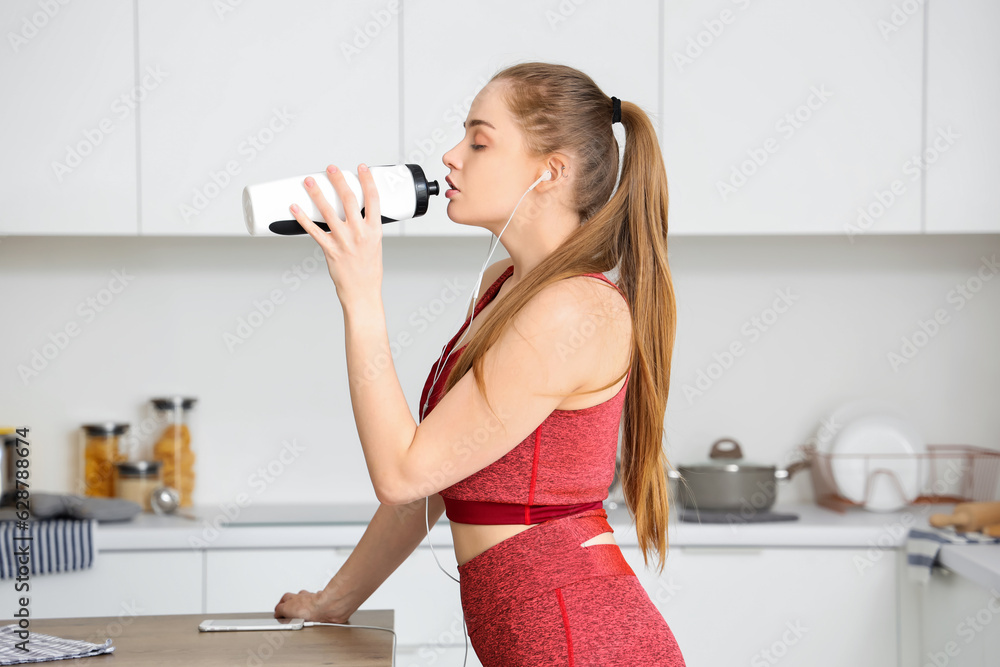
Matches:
[445,189,460,198]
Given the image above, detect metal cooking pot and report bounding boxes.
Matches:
[668,438,810,512]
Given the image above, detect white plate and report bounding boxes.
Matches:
[826,410,927,512]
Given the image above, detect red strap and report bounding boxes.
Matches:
[444,498,604,525]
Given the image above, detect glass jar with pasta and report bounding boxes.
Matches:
[80,423,129,498]
[150,397,197,508]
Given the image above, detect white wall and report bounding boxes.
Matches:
[1,232,998,508]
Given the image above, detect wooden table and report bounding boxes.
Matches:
[4,610,394,665]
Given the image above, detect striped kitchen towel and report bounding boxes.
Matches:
[0,625,114,664]
[906,525,1000,584]
[0,519,96,579]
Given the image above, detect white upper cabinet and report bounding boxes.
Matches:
[400,0,661,237]
[136,1,401,236]
[925,0,1000,233]
[0,0,137,235]
[662,1,923,236]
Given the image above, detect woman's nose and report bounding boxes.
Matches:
[442,141,462,169]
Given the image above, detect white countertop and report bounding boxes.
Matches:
[87,500,1000,591]
[93,500,959,551]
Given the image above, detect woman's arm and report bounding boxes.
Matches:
[274,493,447,622]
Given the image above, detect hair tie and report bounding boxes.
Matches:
[611,96,622,124]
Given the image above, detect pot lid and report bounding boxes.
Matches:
[678,438,776,471]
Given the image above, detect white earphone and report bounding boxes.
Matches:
[531,169,552,188]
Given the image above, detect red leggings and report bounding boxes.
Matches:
[458,508,686,666]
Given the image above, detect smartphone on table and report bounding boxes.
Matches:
[198,618,305,632]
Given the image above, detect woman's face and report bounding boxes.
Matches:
[441,84,539,233]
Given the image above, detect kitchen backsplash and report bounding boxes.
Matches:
[1,233,998,507]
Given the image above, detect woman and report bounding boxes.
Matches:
[274,62,685,665]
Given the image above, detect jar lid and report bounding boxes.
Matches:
[151,397,198,411]
[115,460,161,476]
[82,422,130,436]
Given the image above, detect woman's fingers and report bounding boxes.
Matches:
[356,164,380,228]
[289,201,328,246]
[323,165,362,226]
[303,174,344,228]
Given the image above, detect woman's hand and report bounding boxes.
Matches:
[289,164,383,310]
[274,588,351,624]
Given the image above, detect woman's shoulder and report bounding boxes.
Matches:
[522,273,630,343]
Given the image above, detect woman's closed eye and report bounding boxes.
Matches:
[471,144,486,151]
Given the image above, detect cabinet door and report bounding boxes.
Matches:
[28,551,202,618]
[662,1,923,235]
[0,0,137,235]
[925,0,1000,233]
[137,1,400,236]
[397,644,484,667]
[401,0,660,237]
[624,546,898,667]
[917,565,1000,667]
[205,548,350,614]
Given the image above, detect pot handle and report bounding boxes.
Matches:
[709,438,743,460]
[775,458,811,480]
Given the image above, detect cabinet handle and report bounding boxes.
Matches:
[680,547,764,555]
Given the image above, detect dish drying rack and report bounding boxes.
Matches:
[796,443,1000,513]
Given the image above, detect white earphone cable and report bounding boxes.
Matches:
[419,170,552,667]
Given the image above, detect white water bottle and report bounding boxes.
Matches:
[242,164,440,236]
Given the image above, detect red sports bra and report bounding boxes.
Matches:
[418,265,630,525]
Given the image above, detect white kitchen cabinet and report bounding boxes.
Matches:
[915,567,1000,667]
[397,644,484,667]
[136,0,401,236]
[29,551,202,619]
[623,545,898,666]
[204,547,350,614]
[0,0,137,235]
[925,0,1000,233]
[662,0,923,236]
[358,546,467,647]
[400,0,660,237]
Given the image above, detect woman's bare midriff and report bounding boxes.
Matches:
[452,521,618,567]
